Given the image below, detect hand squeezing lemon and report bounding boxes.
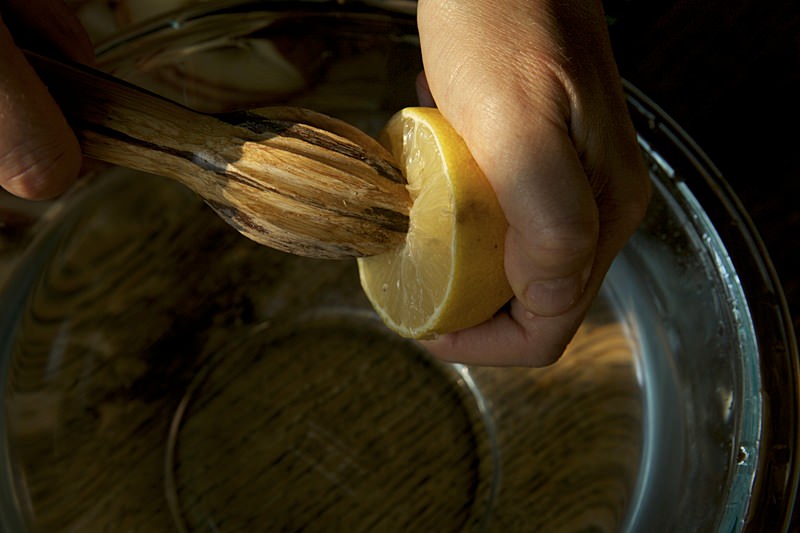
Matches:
[357,107,513,339]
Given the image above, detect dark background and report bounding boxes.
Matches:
[603,0,799,335]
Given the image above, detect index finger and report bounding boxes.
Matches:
[0,14,83,199]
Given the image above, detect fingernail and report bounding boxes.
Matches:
[525,274,584,317]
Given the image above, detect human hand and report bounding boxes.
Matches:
[416,0,652,366]
[0,0,93,199]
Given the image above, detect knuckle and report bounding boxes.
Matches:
[0,137,79,199]
[531,214,599,263]
[610,167,654,231]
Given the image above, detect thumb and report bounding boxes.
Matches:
[0,14,83,199]
[494,122,599,317]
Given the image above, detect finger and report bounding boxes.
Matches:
[439,83,600,318]
[0,14,83,199]
[491,119,599,318]
[423,151,650,367]
[422,205,607,367]
[422,298,584,366]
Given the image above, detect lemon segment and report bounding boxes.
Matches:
[357,107,512,339]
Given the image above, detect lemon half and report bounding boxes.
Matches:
[357,107,513,338]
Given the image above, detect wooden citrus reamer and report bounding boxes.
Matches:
[25,51,411,260]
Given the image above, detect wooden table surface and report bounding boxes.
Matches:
[5,172,644,532]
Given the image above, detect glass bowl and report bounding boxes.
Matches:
[0,1,796,531]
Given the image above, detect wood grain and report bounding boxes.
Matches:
[5,173,642,532]
[26,52,411,259]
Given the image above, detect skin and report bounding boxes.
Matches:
[0,0,92,199]
[417,0,652,366]
[0,0,651,367]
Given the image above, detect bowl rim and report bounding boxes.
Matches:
[623,80,799,531]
